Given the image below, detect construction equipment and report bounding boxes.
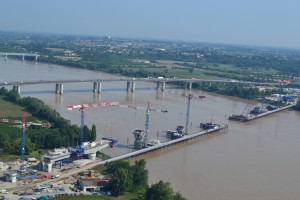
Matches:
[185,94,193,135]
[67,101,119,146]
[67,101,167,149]
[20,114,26,171]
[117,102,168,147]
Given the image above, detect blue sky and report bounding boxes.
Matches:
[1,0,300,48]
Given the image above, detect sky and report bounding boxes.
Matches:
[0,0,300,49]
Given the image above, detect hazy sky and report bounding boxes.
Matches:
[1,0,299,48]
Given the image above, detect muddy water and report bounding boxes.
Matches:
[1,59,300,200]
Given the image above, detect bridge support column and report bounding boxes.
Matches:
[13,86,20,94]
[59,84,64,94]
[184,82,188,90]
[97,82,102,93]
[93,82,97,93]
[127,81,131,91]
[55,83,60,94]
[131,81,135,92]
[161,82,166,91]
[5,53,8,61]
[22,54,25,61]
[189,82,193,90]
[156,82,160,90]
[35,55,38,61]
[88,153,96,161]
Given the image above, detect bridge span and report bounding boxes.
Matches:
[0,52,39,61]
[0,78,276,94]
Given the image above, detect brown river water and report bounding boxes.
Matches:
[1,59,300,200]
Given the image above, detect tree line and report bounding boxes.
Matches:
[104,159,186,200]
[0,87,96,155]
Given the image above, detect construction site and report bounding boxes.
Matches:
[0,92,230,199]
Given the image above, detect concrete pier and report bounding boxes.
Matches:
[55,83,63,94]
[127,81,131,91]
[59,84,63,94]
[93,82,97,93]
[97,82,101,93]
[156,82,160,90]
[161,82,166,91]
[189,82,193,90]
[13,85,20,94]
[131,81,135,92]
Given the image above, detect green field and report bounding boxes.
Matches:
[53,193,141,200]
[0,97,30,118]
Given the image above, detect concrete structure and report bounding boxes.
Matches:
[0,52,39,61]
[13,85,21,94]
[99,124,228,165]
[55,83,64,94]
[78,179,104,192]
[0,78,276,95]
[132,129,145,149]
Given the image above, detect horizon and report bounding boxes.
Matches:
[1,30,300,52]
[1,0,300,49]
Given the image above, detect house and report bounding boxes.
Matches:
[78,179,109,192]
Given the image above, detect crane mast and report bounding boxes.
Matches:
[185,94,193,135]
[144,102,150,146]
[80,106,85,146]
[67,101,119,147]
[20,114,26,171]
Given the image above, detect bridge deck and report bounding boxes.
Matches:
[98,125,228,164]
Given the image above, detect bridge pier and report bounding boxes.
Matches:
[97,82,102,93]
[55,83,63,94]
[161,82,166,91]
[93,82,97,93]
[127,81,131,91]
[131,81,135,92]
[35,54,38,61]
[5,53,8,61]
[189,82,193,90]
[156,82,160,90]
[184,82,188,90]
[22,54,25,61]
[13,86,20,94]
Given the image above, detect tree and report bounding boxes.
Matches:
[132,159,148,190]
[173,192,187,200]
[110,168,132,196]
[91,124,96,141]
[145,181,174,200]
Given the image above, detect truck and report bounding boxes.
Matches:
[157,77,164,79]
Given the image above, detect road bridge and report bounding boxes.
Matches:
[0,52,39,61]
[0,78,276,94]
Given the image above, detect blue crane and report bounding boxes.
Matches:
[20,114,26,171]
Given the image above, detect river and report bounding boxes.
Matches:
[1,59,300,200]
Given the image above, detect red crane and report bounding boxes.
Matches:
[67,101,119,146]
[67,101,167,148]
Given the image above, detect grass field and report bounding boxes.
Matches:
[0,97,30,118]
[53,192,141,200]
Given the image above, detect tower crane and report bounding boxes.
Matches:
[20,114,26,171]
[185,94,193,135]
[117,102,168,146]
[67,101,167,148]
[67,101,119,146]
